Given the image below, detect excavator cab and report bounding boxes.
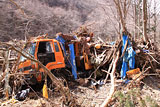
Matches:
[18,39,65,84]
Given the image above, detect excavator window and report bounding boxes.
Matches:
[37,41,55,65]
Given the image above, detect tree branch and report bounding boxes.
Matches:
[101,51,120,107]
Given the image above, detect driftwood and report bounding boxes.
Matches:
[3,50,11,99]
[104,59,114,83]
[0,58,17,62]
[101,51,120,107]
[103,40,121,83]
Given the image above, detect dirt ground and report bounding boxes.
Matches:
[0,76,160,107]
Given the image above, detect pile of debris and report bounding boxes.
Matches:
[0,26,160,106]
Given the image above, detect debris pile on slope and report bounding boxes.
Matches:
[0,27,160,106]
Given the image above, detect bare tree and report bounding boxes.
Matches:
[113,0,132,38]
[142,0,149,43]
[137,0,142,39]
[133,0,139,40]
[153,0,157,42]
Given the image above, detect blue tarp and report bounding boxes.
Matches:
[69,44,77,79]
[121,34,136,79]
[128,47,136,69]
[56,35,78,79]
[56,35,66,55]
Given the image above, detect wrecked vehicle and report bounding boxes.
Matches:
[18,37,66,85]
[18,33,93,85]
